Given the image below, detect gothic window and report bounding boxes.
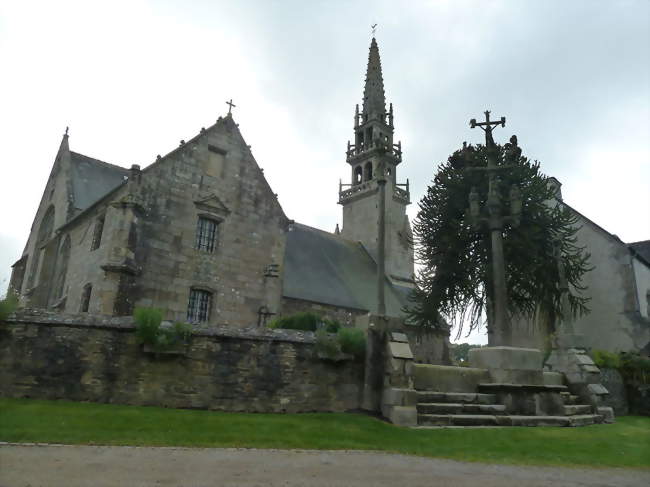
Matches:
[195,217,218,252]
[364,162,373,181]
[80,283,92,313]
[25,252,40,289]
[187,288,212,323]
[52,235,71,302]
[90,216,105,251]
[354,166,363,185]
[37,206,55,247]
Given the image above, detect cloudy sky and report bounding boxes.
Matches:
[1,0,648,342]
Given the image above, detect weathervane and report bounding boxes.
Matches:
[226,98,236,115]
[371,23,378,36]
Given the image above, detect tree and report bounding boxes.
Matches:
[406,137,591,340]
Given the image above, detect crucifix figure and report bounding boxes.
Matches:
[226,99,236,115]
[467,111,522,346]
[371,23,378,36]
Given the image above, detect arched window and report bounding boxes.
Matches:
[80,284,92,313]
[354,166,363,185]
[364,162,373,181]
[52,235,71,302]
[26,205,55,289]
[37,206,55,247]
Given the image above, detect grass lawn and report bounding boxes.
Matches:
[1,398,649,469]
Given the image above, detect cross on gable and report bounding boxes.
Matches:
[226,99,236,115]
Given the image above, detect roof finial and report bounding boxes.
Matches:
[65,126,69,136]
[371,23,378,37]
[226,98,236,115]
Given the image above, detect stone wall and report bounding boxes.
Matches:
[0,312,364,413]
[599,367,629,415]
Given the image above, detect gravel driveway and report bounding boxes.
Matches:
[1,444,648,487]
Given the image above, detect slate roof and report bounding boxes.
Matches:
[628,240,650,267]
[283,223,413,317]
[69,151,129,212]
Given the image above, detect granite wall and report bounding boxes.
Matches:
[0,311,364,413]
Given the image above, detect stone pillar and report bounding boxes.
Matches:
[100,165,143,315]
[381,331,417,426]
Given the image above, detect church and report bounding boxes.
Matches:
[8,36,650,358]
[8,38,416,331]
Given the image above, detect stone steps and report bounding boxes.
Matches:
[416,391,497,404]
[560,391,580,405]
[417,402,506,415]
[564,404,593,416]
[417,414,604,427]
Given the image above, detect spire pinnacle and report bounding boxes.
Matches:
[362,37,386,119]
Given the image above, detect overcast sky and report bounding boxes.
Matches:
[1,0,648,343]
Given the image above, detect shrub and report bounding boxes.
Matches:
[268,312,343,333]
[337,327,366,360]
[620,353,650,384]
[133,308,192,352]
[134,307,164,345]
[592,349,622,369]
[0,292,18,322]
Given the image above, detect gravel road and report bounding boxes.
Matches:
[1,444,648,487]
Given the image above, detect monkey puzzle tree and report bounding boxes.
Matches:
[406,128,591,342]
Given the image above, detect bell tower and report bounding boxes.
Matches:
[338,37,414,286]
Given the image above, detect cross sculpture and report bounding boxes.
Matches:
[226,99,236,115]
[467,111,523,346]
[371,23,378,36]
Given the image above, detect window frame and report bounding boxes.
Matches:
[194,216,220,253]
[186,288,213,323]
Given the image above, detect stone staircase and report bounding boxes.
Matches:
[416,389,604,427]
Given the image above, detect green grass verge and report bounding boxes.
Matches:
[1,398,649,469]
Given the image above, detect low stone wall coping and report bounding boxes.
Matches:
[6,309,317,345]
[478,383,568,392]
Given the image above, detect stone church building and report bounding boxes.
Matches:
[9,38,415,330]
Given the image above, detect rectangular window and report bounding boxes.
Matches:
[187,289,212,323]
[90,216,105,251]
[195,217,218,252]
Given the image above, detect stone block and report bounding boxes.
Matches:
[382,387,417,407]
[386,405,417,426]
[582,365,600,374]
[388,341,413,360]
[588,383,609,395]
[469,346,543,370]
[413,364,490,393]
[576,354,596,366]
[488,368,543,385]
[390,332,409,343]
[543,371,565,386]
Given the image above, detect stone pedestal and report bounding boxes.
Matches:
[469,346,544,385]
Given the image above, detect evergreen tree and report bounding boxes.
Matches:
[407,136,591,339]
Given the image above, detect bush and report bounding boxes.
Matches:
[337,327,366,360]
[268,312,342,333]
[133,308,192,352]
[592,349,622,369]
[590,349,650,385]
[134,307,164,345]
[0,292,18,322]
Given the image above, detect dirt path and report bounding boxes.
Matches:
[1,444,648,487]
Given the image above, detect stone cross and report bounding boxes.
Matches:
[467,111,522,346]
[371,23,378,36]
[226,99,236,115]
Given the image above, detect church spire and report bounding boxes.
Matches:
[362,37,386,120]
